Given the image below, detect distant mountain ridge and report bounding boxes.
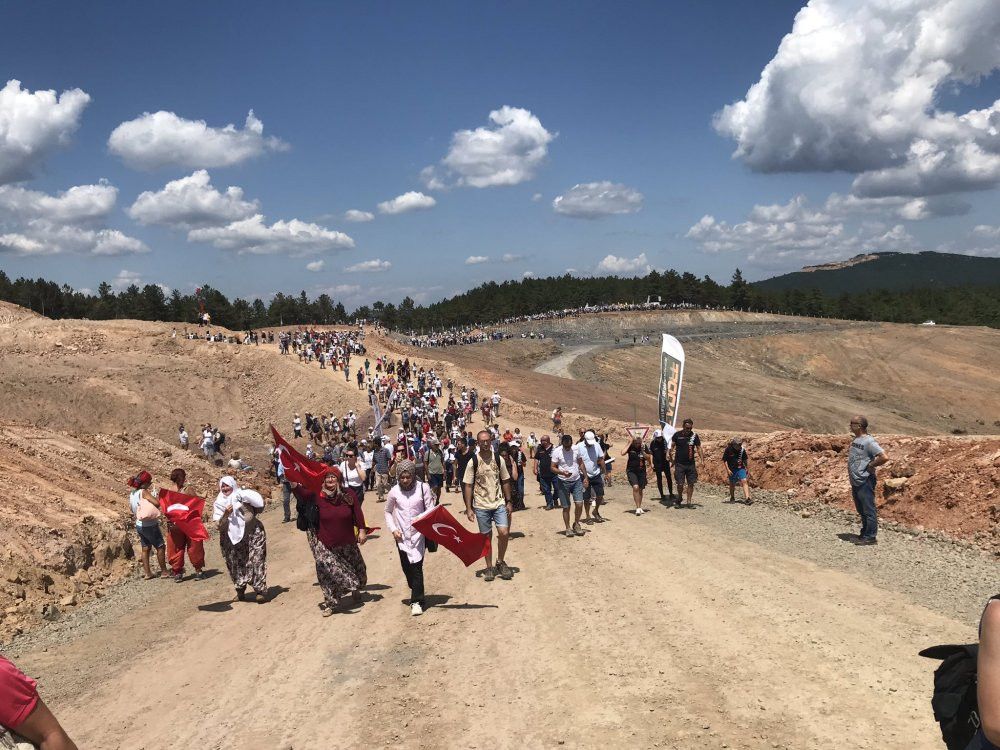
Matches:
[754,251,1000,294]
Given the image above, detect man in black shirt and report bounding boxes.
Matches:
[671,418,704,507]
[649,429,674,501]
[533,435,557,510]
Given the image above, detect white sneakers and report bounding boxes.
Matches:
[634,508,645,516]
[411,602,423,616]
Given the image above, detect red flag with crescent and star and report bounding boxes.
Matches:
[157,489,209,541]
[271,425,328,494]
[411,504,491,567]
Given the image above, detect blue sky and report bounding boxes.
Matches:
[2,0,1000,308]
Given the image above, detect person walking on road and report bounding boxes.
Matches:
[462,430,513,582]
[127,470,169,580]
[552,433,585,536]
[577,430,607,523]
[533,435,557,510]
[212,476,268,603]
[164,468,206,580]
[671,418,704,507]
[623,437,652,515]
[722,438,753,504]
[848,416,888,546]
[649,429,674,501]
[385,460,436,616]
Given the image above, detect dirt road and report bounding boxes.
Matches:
[11,480,983,750]
[532,344,600,378]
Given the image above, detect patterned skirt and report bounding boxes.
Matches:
[307,529,367,605]
[220,522,267,593]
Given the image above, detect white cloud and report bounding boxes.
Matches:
[685,195,920,269]
[0,180,148,257]
[110,269,142,290]
[714,0,1000,201]
[377,191,436,215]
[465,255,489,264]
[552,181,644,218]
[343,209,374,223]
[108,110,287,170]
[423,106,555,189]
[596,252,651,275]
[306,260,324,272]
[128,170,258,229]
[531,193,543,202]
[824,192,970,221]
[345,259,391,273]
[522,271,536,278]
[318,284,362,298]
[972,224,1000,238]
[0,79,90,184]
[0,182,116,224]
[187,214,354,255]
[501,253,526,262]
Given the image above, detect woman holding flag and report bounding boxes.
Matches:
[384,459,436,616]
[160,468,207,582]
[293,467,370,616]
[212,476,268,603]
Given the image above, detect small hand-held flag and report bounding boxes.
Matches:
[157,489,208,541]
[412,505,491,567]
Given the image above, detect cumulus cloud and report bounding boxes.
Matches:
[0,180,148,256]
[110,269,142,290]
[0,79,91,184]
[108,109,287,170]
[306,260,324,272]
[714,0,1000,201]
[465,255,489,264]
[345,259,391,273]
[596,252,651,275]
[344,209,374,223]
[187,214,354,255]
[972,224,1000,238]
[317,284,362,298]
[500,253,526,262]
[824,192,970,221]
[128,170,258,229]
[377,191,436,215]
[422,106,555,189]
[522,271,536,278]
[552,181,644,218]
[685,195,920,269]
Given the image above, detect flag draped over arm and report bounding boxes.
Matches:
[271,424,328,494]
[157,489,209,541]
[411,505,491,567]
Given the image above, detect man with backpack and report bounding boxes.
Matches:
[462,429,513,582]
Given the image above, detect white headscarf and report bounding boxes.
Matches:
[212,476,264,544]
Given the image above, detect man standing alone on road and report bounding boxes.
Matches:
[463,430,514,581]
[671,418,703,507]
[848,416,888,546]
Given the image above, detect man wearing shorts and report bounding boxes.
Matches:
[723,437,752,504]
[576,430,607,523]
[463,430,513,581]
[671,418,703,507]
[552,433,585,537]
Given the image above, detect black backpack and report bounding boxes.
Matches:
[920,595,1000,749]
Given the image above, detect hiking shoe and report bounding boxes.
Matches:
[497,561,513,580]
[174,573,184,583]
[483,566,496,582]
[411,602,424,616]
[855,537,878,546]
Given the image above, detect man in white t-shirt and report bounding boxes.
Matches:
[491,390,502,418]
[551,433,584,537]
[575,430,606,524]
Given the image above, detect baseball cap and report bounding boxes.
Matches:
[584,430,597,445]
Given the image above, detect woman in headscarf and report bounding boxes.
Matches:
[384,459,435,616]
[294,467,369,616]
[212,476,268,603]
[163,468,206,582]
[127,470,169,580]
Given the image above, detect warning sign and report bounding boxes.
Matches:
[624,425,650,442]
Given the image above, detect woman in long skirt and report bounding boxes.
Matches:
[294,467,369,616]
[212,476,268,603]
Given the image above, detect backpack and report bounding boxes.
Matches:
[920,595,1000,749]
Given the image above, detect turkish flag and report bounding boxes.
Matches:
[411,505,491,567]
[271,425,328,493]
[157,489,209,541]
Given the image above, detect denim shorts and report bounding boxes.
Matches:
[557,476,584,508]
[583,472,605,500]
[474,505,509,533]
[729,468,748,483]
[427,473,444,488]
[136,524,165,549]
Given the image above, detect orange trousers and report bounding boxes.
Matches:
[167,527,205,574]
